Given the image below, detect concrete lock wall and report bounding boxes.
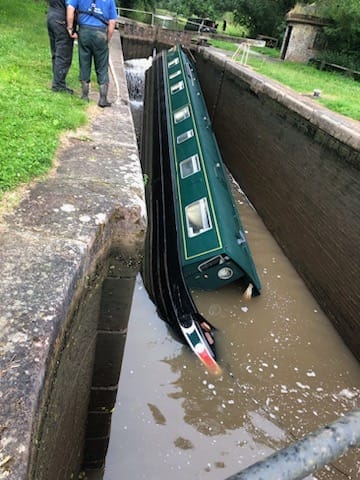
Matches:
[29,254,140,478]
[193,47,360,361]
[0,35,146,479]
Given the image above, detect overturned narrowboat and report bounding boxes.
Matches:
[141,45,261,371]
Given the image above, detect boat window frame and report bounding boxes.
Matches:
[185,197,213,238]
[168,57,180,68]
[177,129,194,144]
[198,255,224,272]
[170,80,184,95]
[174,105,190,124]
[179,154,201,178]
[169,69,181,80]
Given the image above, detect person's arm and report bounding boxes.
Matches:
[66,5,78,39]
[107,19,115,42]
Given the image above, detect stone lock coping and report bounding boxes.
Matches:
[0,36,146,479]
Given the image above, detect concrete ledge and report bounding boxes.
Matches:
[0,35,146,479]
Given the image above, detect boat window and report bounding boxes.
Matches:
[168,57,179,68]
[177,129,194,144]
[180,154,200,178]
[171,81,184,94]
[198,255,224,272]
[174,106,190,124]
[185,198,212,237]
[169,69,181,80]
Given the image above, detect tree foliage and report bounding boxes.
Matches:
[157,0,217,18]
[121,0,156,12]
[127,0,360,56]
[159,0,313,37]
[231,1,315,38]
[317,0,360,54]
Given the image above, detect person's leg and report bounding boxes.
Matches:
[93,30,109,85]
[52,21,74,92]
[98,83,111,107]
[47,20,56,77]
[78,27,93,83]
[78,27,93,99]
[47,14,62,91]
[92,30,111,107]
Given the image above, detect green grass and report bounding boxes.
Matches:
[210,39,360,120]
[249,59,360,120]
[0,0,87,195]
[252,46,280,58]
[210,39,239,52]
[210,39,279,58]
[219,12,248,38]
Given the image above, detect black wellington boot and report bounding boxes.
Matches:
[81,81,90,101]
[98,84,111,108]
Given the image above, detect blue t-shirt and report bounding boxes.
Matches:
[66,0,117,28]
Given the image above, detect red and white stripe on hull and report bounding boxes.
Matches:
[180,322,222,375]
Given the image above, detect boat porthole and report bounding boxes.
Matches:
[218,267,233,280]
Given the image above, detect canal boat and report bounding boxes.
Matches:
[160,44,261,294]
[141,45,260,372]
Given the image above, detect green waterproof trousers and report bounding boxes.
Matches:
[78,25,109,85]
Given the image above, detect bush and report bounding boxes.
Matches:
[315,51,360,72]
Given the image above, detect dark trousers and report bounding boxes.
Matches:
[47,11,73,90]
[78,26,109,85]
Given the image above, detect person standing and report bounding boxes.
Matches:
[66,0,117,107]
[47,0,74,93]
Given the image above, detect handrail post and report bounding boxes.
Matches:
[225,410,360,480]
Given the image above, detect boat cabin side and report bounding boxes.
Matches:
[164,46,261,294]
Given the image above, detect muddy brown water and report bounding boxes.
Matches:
[98,181,359,480]
[88,59,360,480]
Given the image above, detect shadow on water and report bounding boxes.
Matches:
[86,58,360,480]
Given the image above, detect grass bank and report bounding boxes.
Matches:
[0,0,87,197]
[210,39,360,121]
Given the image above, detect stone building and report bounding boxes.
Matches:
[280,4,330,62]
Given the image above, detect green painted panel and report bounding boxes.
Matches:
[163,46,261,293]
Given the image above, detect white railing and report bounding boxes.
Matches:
[116,7,184,30]
[117,8,157,27]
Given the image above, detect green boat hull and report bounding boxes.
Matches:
[163,45,261,294]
